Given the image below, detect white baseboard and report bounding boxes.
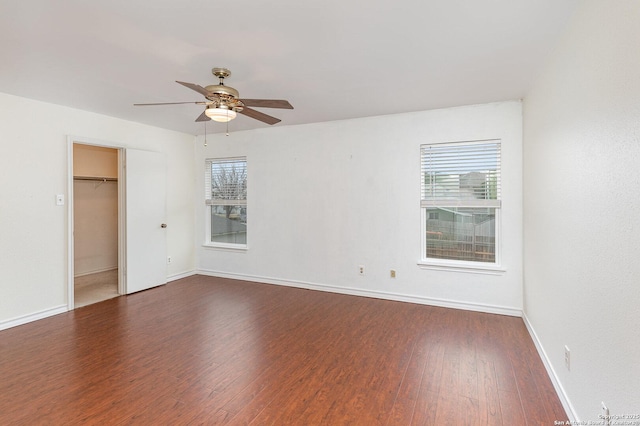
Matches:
[167,270,197,282]
[74,266,118,278]
[196,269,522,317]
[0,270,195,331]
[522,312,577,422]
[0,305,68,331]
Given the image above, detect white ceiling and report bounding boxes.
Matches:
[0,0,579,135]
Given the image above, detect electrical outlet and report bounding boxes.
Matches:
[167,256,172,264]
[390,269,396,278]
[358,265,365,276]
[564,345,570,371]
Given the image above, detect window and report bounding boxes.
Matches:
[205,157,247,247]
[420,140,501,265]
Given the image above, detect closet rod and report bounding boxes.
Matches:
[73,176,118,182]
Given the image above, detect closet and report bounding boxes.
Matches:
[73,144,119,308]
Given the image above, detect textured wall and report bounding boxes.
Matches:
[0,92,195,327]
[523,0,640,419]
[196,101,523,314]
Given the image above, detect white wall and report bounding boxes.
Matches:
[523,0,640,420]
[196,101,523,314]
[0,92,196,328]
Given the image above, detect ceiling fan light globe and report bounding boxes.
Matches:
[205,107,237,122]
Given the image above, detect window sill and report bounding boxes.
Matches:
[417,260,505,275]
[202,243,248,252]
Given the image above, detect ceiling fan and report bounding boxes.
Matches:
[134,67,293,125]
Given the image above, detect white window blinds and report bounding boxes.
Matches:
[421,140,501,208]
[205,157,247,206]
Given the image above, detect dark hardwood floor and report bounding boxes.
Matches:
[0,275,566,425]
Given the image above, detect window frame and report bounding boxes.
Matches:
[418,139,505,274]
[203,156,248,250]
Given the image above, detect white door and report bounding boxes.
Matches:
[125,149,167,294]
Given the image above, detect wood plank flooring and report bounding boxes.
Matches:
[0,275,566,425]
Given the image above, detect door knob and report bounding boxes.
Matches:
[161,223,167,228]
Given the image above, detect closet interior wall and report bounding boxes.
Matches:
[73,144,118,277]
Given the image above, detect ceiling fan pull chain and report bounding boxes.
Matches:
[204,121,208,147]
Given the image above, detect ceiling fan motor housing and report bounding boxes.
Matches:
[205,84,239,99]
[204,85,243,111]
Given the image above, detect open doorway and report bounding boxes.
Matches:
[72,144,120,308]
[67,140,168,308]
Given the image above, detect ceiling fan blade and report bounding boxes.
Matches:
[195,111,209,122]
[134,101,203,106]
[239,107,281,125]
[176,81,210,97]
[240,99,293,109]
